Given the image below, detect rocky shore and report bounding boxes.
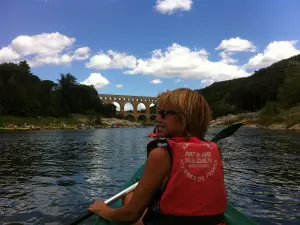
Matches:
[210,111,300,131]
[101,118,143,127]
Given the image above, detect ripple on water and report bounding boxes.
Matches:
[0,128,299,225]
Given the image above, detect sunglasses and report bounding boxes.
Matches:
[158,109,178,119]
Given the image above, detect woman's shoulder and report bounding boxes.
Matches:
[147,138,172,156]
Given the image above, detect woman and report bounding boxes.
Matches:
[88,88,227,225]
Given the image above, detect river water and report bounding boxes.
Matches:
[0,127,299,225]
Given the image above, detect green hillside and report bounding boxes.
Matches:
[198,54,300,119]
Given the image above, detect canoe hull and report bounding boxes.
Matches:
[94,164,258,225]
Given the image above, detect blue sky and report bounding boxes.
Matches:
[1,0,300,98]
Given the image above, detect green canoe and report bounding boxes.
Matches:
[94,163,258,225]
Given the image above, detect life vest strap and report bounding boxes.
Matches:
[146,138,173,157]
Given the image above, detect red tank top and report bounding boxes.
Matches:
[159,136,227,216]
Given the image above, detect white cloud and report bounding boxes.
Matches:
[10,32,75,56]
[201,79,214,87]
[216,37,256,52]
[125,43,250,81]
[0,47,20,63]
[73,47,91,60]
[124,102,134,111]
[219,51,238,64]
[116,84,123,88]
[86,50,137,69]
[0,32,90,67]
[28,46,90,67]
[175,78,181,83]
[215,37,256,65]
[29,54,73,67]
[151,79,162,84]
[81,73,110,89]
[113,102,120,111]
[114,101,146,111]
[137,103,146,111]
[155,0,193,15]
[123,103,146,111]
[245,40,300,69]
[113,102,140,112]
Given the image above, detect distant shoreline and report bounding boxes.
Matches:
[0,115,154,131]
[0,125,150,131]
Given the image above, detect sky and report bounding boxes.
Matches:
[1,0,300,102]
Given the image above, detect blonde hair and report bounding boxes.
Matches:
[157,88,212,140]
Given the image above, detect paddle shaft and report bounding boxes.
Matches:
[105,182,138,205]
[69,182,138,225]
[69,122,243,225]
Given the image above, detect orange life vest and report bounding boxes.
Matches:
[159,136,227,216]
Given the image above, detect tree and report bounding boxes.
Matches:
[58,73,77,88]
[0,61,116,118]
[277,62,300,108]
[150,104,157,114]
[18,60,32,75]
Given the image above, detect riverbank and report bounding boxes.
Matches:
[210,105,300,131]
[0,115,148,131]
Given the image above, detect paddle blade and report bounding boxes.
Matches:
[210,123,244,142]
[69,212,93,225]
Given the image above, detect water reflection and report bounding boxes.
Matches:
[0,127,299,225]
[220,128,300,225]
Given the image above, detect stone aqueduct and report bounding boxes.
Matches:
[98,94,158,122]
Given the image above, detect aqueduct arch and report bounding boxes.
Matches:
[98,94,158,122]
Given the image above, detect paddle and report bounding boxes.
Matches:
[69,182,138,225]
[69,122,244,225]
[210,122,244,142]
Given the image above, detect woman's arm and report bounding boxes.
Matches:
[88,146,171,223]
